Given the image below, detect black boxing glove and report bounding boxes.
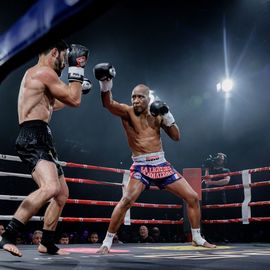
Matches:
[68,44,89,83]
[150,100,169,116]
[93,63,116,81]
[82,77,92,95]
[93,63,116,92]
[150,100,175,127]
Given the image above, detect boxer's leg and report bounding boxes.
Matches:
[38,174,69,255]
[0,218,24,257]
[166,178,216,248]
[97,177,145,254]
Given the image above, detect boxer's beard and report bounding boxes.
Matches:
[54,56,64,77]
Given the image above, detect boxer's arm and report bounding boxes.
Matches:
[53,99,66,111]
[38,67,82,107]
[52,77,92,109]
[48,43,89,107]
[162,123,180,141]
[93,63,129,118]
[150,101,180,141]
[52,78,92,110]
[204,176,230,186]
[101,90,129,118]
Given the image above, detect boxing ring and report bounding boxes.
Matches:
[1,154,270,270]
[0,1,270,268]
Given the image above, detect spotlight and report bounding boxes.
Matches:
[216,78,234,92]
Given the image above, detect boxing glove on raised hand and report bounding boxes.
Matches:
[93,63,116,92]
[68,44,89,83]
[150,100,169,116]
[82,77,92,95]
[93,63,116,81]
[150,100,175,127]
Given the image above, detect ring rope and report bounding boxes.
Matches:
[202,181,270,192]
[0,215,183,225]
[0,154,183,226]
[0,154,126,174]
[65,177,122,187]
[0,170,123,187]
[202,201,270,209]
[202,166,270,179]
[0,171,159,191]
[203,217,270,224]
[2,153,270,179]
[0,171,32,179]
[66,177,159,190]
[2,153,269,226]
[0,195,182,209]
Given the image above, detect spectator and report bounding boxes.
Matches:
[0,224,5,236]
[31,230,43,245]
[151,227,165,243]
[135,225,154,243]
[59,233,70,245]
[202,152,231,242]
[203,153,230,203]
[88,232,99,244]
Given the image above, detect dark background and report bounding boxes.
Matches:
[0,0,270,242]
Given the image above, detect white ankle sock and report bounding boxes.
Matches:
[191,228,205,246]
[102,231,116,249]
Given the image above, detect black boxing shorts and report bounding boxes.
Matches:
[15,120,64,176]
[130,152,182,190]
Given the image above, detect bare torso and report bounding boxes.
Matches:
[18,65,55,124]
[122,106,163,156]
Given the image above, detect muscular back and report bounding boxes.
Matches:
[18,66,55,124]
[122,106,163,156]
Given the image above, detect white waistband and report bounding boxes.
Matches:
[132,151,166,165]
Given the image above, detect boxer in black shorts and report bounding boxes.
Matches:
[0,41,90,257]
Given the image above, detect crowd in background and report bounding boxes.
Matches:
[1,222,269,246]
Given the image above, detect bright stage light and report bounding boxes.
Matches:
[216,78,234,92]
